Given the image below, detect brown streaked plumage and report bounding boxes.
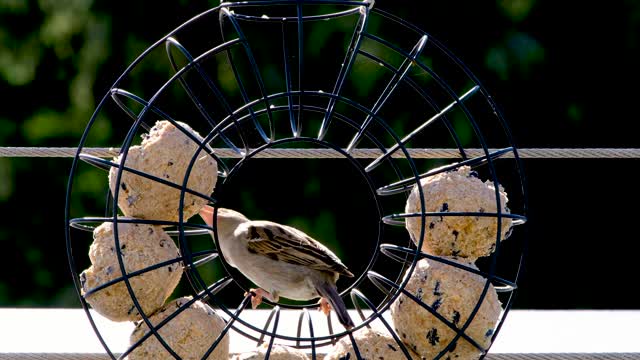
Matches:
[199,206,355,329]
[245,222,354,278]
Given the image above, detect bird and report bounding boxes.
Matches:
[199,205,355,329]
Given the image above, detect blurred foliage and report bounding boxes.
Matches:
[0,0,224,306]
[0,0,638,310]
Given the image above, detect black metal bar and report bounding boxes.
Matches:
[69,216,211,229]
[365,85,479,172]
[232,8,363,23]
[221,0,372,8]
[109,91,152,132]
[318,4,370,140]
[69,221,210,237]
[326,311,336,345]
[198,276,235,302]
[109,88,231,176]
[350,289,416,360]
[204,91,418,171]
[349,290,369,324]
[157,36,250,155]
[186,252,220,270]
[376,147,515,196]
[165,37,247,152]
[358,27,495,174]
[382,211,527,227]
[80,249,219,299]
[296,310,306,347]
[356,49,467,165]
[296,1,304,137]
[200,295,253,360]
[78,154,217,204]
[282,21,298,137]
[258,306,281,345]
[347,331,364,360]
[165,37,234,118]
[82,256,183,298]
[379,244,518,291]
[222,1,371,23]
[436,279,491,359]
[346,35,428,153]
[367,270,486,353]
[308,309,317,360]
[109,97,179,359]
[291,304,314,357]
[119,279,228,359]
[140,35,255,159]
[219,9,276,142]
[263,306,281,360]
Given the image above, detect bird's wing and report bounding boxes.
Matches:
[241,221,354,278]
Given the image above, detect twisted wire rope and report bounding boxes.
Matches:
[3,147,640,159]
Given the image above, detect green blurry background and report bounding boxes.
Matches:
[0,0,639,309]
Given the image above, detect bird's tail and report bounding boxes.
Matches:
[316,282,354,329]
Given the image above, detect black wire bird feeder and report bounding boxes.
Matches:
[66,1,528,359]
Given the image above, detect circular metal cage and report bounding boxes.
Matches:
[65,1,528,359]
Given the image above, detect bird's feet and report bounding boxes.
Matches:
[199,205,214,227]
[318,297,332,316]
[245,288,277,309]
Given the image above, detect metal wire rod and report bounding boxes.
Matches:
[2,147,640,159]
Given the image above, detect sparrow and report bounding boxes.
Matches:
[199,205,355,329]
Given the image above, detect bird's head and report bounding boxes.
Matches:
[199,205,249,236]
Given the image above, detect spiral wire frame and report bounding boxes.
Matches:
[65,1,528,359]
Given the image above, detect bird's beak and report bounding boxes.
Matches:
[199,205,214,227]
